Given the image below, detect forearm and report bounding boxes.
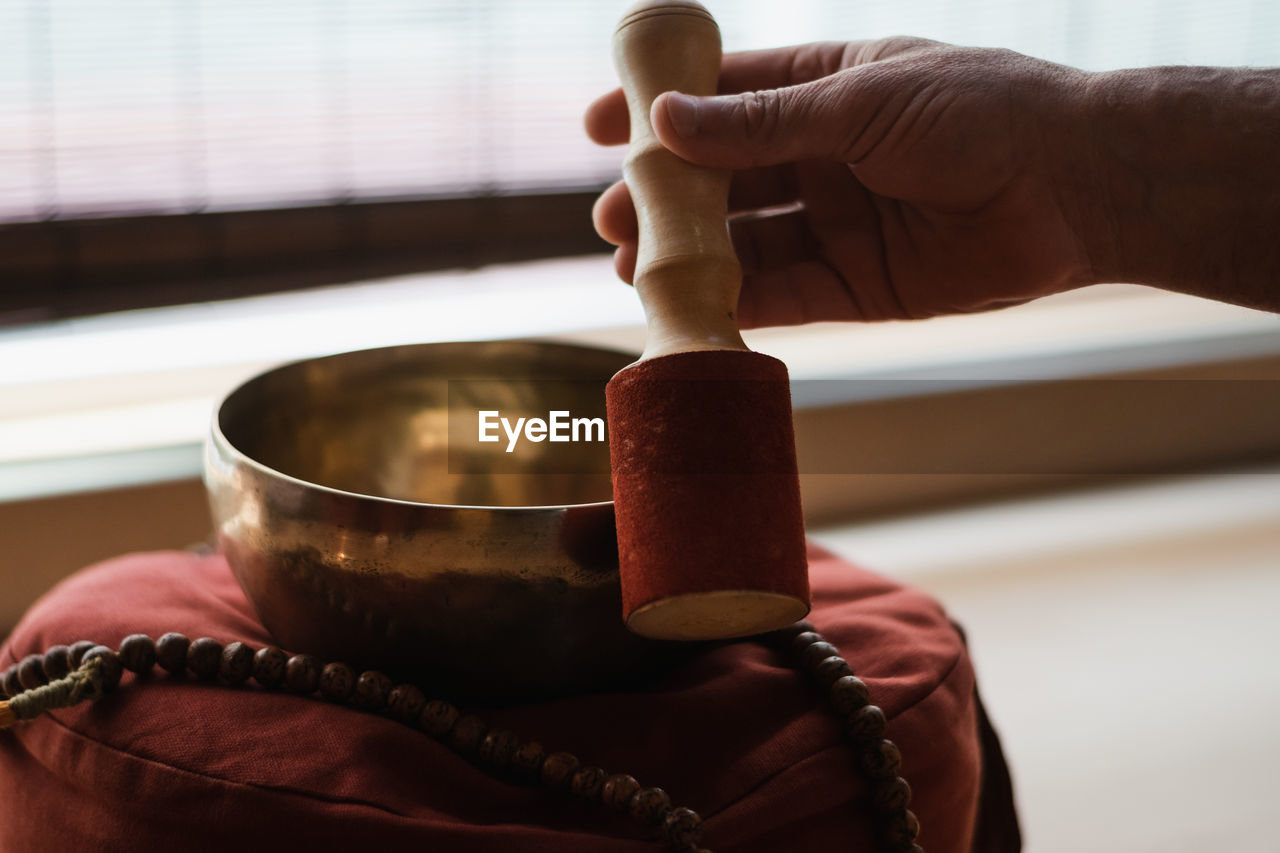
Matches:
[1074,66,1280,311]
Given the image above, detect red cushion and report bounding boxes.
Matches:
[0,545,1010,852]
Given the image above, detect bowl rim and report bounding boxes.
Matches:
[206,338,635,513]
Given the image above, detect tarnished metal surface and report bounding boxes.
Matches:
[205,341,687,702]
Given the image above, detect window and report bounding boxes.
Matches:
[5,0,1277,222]
[3,0,1278,321]
[1,0,1277,501]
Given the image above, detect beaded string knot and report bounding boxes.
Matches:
[0,622,922,852]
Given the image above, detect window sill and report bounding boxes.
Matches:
[1,255,1278,504]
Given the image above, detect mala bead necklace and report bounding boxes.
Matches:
[0,622,921,852]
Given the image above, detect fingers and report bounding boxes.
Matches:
[603,192,893,323]
[718,39,941,92]
[727,164,800,213]
[733,159,909,325]
[592,184,804,298]
[649,72,869,170]
[584,88,628,146]
[598,198,816,290]
[584,37,958,325]
[592,180,636,245]
[717,43,856,92]
[730,210,868,326]
[647,36,948,171]
[729,208,814,278]
[612,241,638,286]
[585,40,913,149]
[738,261,866,328]
[603,213,863,325]
[585,43,857,148]
[594,166,804,247]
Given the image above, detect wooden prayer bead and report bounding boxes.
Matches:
[252,647,288,688]
[628,787,672,827]
[18,655,47,691]
[42,645,72,681]
[187,638,223,680]
[118,635,156,675]
[859,739,902,779]
[284,654,321,694]
[352,670,392,712]
[602,774,641,811]
[789,631,823,655]
[420,700,459,738]
[829,675,871,715]
[661,806,704,850]
[220,642,254,684]
[318,662,356,702]
[871,776,912,813]
[82,646,123,690]
[0,579,922,853]
[540,751,580,790]
[68,640,98,669]
[0,600,927,853]
[800,641,841,671]
[0,633,920,853]
[1,667,22,699]
[813,655,853,687]
[155,633,190,675]
[846,704,887,744]
[511,740,546,780]
[779,619,816,640]
[478,728,521,771]
[880,808,920,846]
[569,765,608,802]
[386,684,426,725]
[449,714,487,754]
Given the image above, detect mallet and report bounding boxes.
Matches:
[607,0,810,641]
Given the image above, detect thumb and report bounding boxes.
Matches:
[651,73,876,168]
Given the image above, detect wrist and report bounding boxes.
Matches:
[1073,66,1280,309]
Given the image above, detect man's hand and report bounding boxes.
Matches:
[586,39,1098,326]
[586,39,1280,325]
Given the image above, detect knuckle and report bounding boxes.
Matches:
[856,35,940,64]
[734,89,785,145]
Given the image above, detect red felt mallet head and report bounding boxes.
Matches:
[606,1,810,641]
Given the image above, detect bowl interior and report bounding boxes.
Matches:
[217,340,634,508]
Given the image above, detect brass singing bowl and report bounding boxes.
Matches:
[205,340,685,702]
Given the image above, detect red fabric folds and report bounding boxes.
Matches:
[0,545,1014,852]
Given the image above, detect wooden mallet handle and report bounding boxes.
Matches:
[614,0,747,360]
[607,1,811,641]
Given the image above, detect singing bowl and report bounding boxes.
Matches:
[205,340,685,702]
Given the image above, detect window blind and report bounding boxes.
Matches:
[1,0,1275,225]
